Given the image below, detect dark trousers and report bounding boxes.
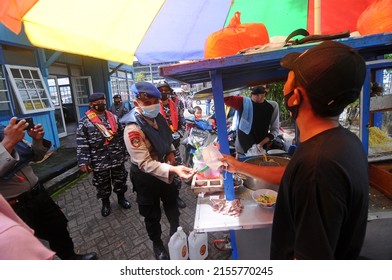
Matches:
[173,144,183,190]
[130,165,179,244]
[12,187,75,259]
[92,164,128,199]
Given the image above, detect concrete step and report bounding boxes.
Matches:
[31,147,79,195]
[42,165,82,195]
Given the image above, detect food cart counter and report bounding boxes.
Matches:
[194,186,274,259]
[160,33,392,259]
[194,187,273,232]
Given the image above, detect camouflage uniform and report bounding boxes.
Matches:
[76,113,128,199]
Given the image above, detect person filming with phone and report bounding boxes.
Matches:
[0,117,97,260]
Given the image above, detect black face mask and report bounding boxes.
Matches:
[284,90,300,120]
[160,92,168,101]
[93,103,106,112]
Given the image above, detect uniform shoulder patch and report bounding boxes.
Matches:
[128,131,141,148]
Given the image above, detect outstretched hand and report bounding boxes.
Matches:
[171,165,197,180]
[220,154,240,173]
[80,165,92,173]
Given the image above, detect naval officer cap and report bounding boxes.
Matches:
[131,82,161,99]
[88,92,105,102]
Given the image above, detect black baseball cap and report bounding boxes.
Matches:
[250,86,266,95]
[280,41,366,117]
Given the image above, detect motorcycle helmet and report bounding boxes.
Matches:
[156,81,173,92]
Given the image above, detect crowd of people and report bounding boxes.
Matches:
[1,41,370,260]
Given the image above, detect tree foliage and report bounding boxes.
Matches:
[134,72,146,82]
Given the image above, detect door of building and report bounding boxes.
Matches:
[48,76,67,138]
[72,76,93,120]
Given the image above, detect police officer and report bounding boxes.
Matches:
[122,82,195,260]
[156,81,187,209]
[0,118,97,260]
[76,92,131,217]
[109,94,129,118]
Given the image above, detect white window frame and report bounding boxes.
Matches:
[110,68,134,102]
[72,76,93,106]
[5,65,54,114]
[0,65,13,116]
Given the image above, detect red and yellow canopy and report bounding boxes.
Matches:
[0,0,378,65]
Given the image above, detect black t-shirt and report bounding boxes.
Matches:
[271,126,369,259]
[237,101,274,154]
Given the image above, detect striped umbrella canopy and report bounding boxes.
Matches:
[0,0,376,65]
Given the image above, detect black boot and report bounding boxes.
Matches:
[117,193,131,209]
[63,252,98,260]
[101,198,111,217]
[73,252,98,260]
[153,241,169,260]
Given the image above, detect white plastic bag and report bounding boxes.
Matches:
[201,144,227,171]
[245,144,265,157]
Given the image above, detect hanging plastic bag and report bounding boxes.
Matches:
[204,11,269,59]
[357,0,392,35]
[201,144,226,171]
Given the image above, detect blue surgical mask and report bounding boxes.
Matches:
[139,103,160,118]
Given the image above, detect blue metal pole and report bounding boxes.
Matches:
[210,70,234,200]
[210,70,238,260]
[360,68,371,155]
[373,68,384,128]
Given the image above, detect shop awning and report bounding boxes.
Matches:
[0,0,375,65]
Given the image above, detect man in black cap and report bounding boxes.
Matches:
[156,81,187,209]
[221,41,369,259]
[76,92,131,217]
[121,82,195,260]
[109,94,129,119]
[1,118,97,260]
[224,84,280,156]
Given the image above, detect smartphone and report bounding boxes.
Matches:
[16,117,35,130]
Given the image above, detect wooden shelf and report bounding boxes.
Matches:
[369,161,392,199]
[370,95,392,112]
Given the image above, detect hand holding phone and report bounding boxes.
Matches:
[16,117,35,130]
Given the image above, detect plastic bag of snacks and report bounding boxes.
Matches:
[357,0,392,35]
[204,11,269,59]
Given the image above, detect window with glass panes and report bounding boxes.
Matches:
[5,65,53,114]
[110,69,133,102]
[0,66,13,118]
[74,78,90,105]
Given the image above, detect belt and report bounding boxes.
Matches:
[7,183,43,207]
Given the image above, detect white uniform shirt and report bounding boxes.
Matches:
[124,123,175,184]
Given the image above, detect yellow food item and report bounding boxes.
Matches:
[256,194,277,204]
[369,127,392,151]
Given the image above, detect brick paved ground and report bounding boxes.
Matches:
[52,161,232,260]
